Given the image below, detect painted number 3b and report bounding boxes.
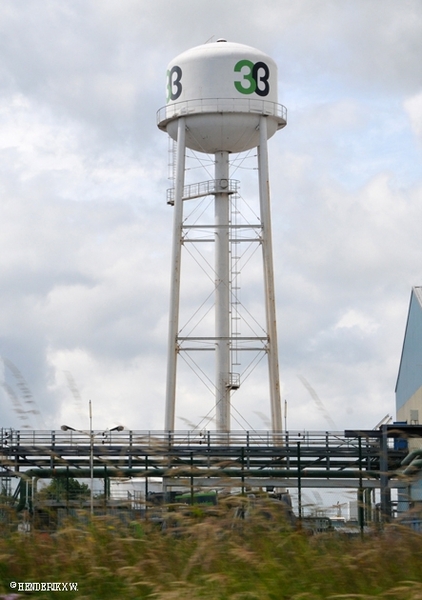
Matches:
[167,66,182,102]
[166,60,270,102]
[234,60,270,96]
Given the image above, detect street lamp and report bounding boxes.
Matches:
[61,400,124,516]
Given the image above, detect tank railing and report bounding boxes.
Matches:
[167,178,240,205]
[157,98,287,127]
[1,428,388,452]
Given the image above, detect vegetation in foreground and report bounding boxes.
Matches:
[1,499,422,600]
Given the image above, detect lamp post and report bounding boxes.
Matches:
[61,400,124,516]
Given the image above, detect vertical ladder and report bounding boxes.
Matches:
[168,137,176,187]
[230,191,241,387]
[166,138,177,205]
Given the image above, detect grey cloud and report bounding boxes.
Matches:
[0,0,420,432]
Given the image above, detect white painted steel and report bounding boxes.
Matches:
[157,98,286,124]
[165,118,186,432]
[214,152,231,432]
[258,116,282,433]
[165,110,282,154]
[159,42,286,436]
[157,41,286,154]
[158,98,286,154]
[166,41,278,105]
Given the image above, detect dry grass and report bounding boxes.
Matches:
[0,500,422,599]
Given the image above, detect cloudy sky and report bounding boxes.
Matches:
[0,0,421,434]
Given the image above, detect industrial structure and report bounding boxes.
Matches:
[395,286,422,511]
[157,40,286,434]
[1,43,422,532]
[0,426,417,526]
[396,286,422,427]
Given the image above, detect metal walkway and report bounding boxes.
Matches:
[0,427,410,481]
[2,425,420,519]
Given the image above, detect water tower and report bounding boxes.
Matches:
[157,40,287,434]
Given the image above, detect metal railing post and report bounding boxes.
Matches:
[297,441,302,521]
[358,436,364,536]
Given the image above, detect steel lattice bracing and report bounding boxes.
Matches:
[163,119,283,434]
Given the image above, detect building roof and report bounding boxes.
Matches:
[414,286,422,308]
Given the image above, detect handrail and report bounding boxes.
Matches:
[167,178,240,205]
[157,97,287,129]
[0,428,388,450]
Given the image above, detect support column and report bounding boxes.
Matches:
[215,151,231,433]
[380,424,391,521]
[165,117,186,433]
[258,116,282,434]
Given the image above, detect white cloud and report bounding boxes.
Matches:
[335,310,379,334]
[0,0,420,435]
[404,91,422,142]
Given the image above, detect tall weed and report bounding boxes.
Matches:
[0,502,421,599]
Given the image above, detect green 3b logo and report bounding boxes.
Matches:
[167,60,270,102]
[234,60,270,96]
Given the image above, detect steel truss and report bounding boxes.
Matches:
[0,428,413,494]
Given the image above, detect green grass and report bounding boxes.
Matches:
[1,500,422,599]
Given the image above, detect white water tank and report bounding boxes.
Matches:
[157,40,287,154]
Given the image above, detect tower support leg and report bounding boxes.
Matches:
[258,116,282,434]
[215,151,231,433]
[165,118,186,433]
